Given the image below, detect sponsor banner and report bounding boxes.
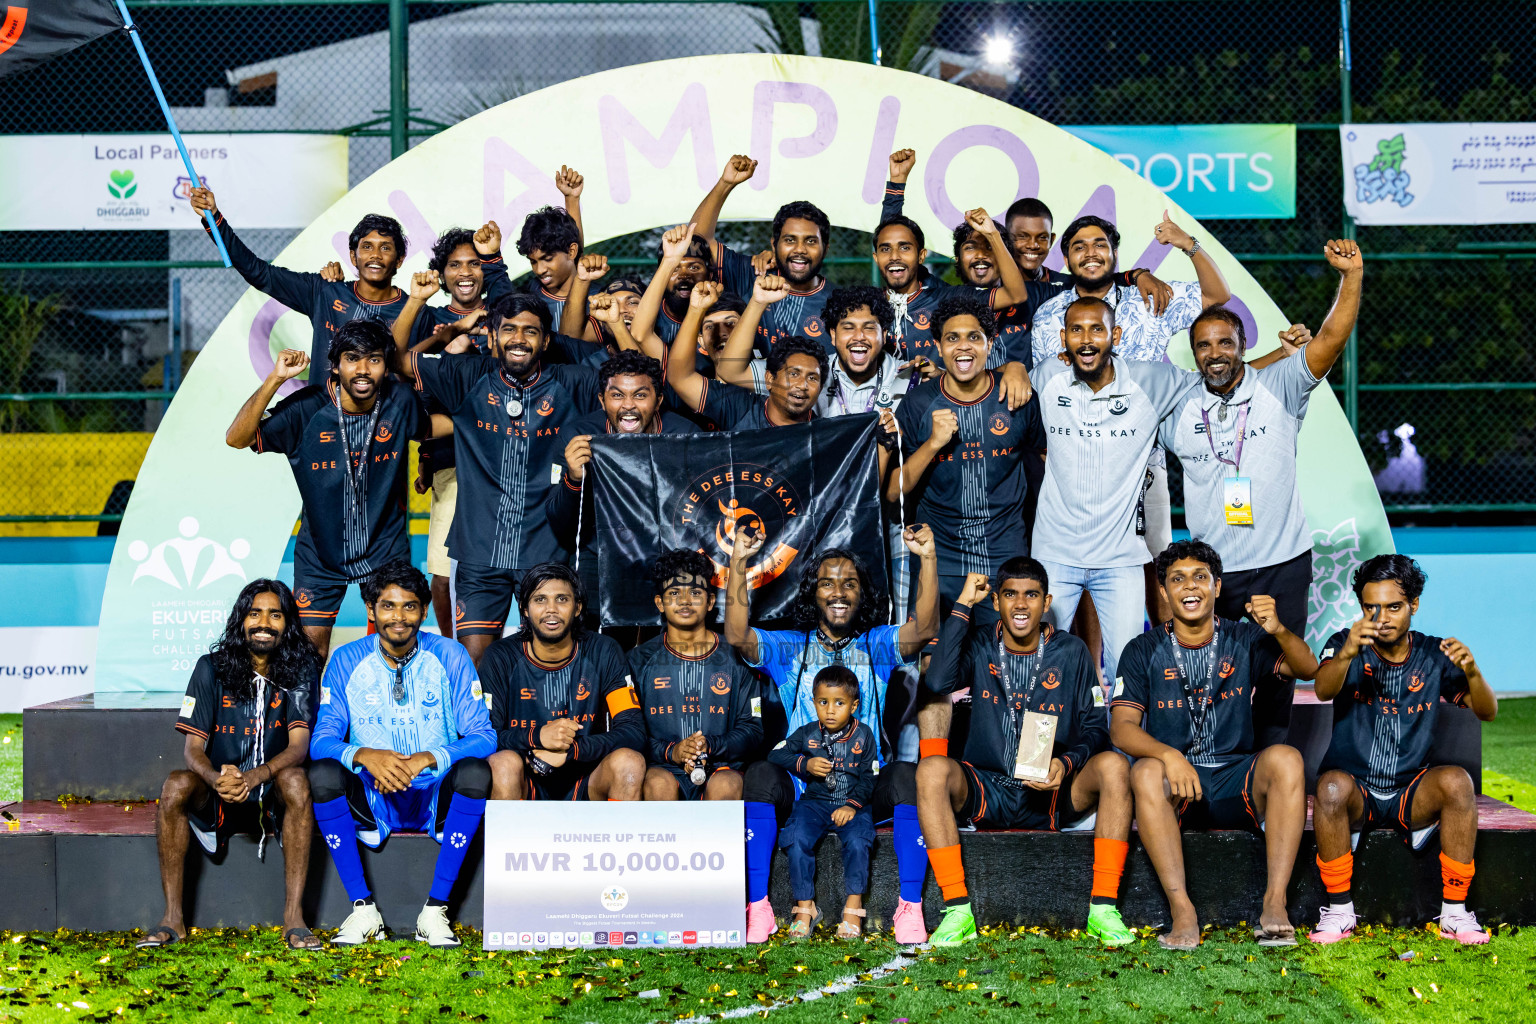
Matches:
[0,134,349,230]
[1063,124,1295,219]
[96,54,1393,688]
[1341,123,1536,225]
[483,801,744,951]
[591,415,882,626]
[0,627,97,712]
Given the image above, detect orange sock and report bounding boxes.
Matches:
[1317,852,1353,895]
[927,843,967,902]
[1440,853,1474,903]
[1090,838,1129,901]
[919,739,949,759]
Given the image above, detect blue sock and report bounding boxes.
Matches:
[744,801,778,903]
[429,792,486,903]
[314,795,370,903]
[893,803,925,904]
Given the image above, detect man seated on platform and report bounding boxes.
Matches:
[1111,540,1316,949]
[139,579,322,951]
[309,561,496,948]
[916,562,1134,948]
[481,563,647,802]
[631,549,763,801]
[1309,554,1498,945]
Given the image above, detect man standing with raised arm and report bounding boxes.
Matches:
[1160,240,1365,746]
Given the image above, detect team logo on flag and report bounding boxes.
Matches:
[676,465,803,590]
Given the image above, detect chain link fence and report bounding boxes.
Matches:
[2,0,1534,531]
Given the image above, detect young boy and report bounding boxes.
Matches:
[1309,555,1498,945]
[769,666,878,940]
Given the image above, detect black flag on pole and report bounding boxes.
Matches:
[590,414,884,626]
[0,0,122,79]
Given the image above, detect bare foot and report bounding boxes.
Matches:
[1257,899,1297,945]
[1159,899,1201,950]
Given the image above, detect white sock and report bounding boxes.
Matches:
[1329,900,1355,916]
[1440,901,1465,919]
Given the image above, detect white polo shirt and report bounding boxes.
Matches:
[1159,346,1322,573]
[1031,357,1199,569]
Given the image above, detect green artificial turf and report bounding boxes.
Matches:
[0,715,19,804]
[1482,697,1536,786]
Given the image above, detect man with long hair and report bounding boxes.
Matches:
[139,580,322,951]
[309,561,495,948]
[724,529,940,944]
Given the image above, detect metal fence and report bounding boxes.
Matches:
[2,0,1534,531]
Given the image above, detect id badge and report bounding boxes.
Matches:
[1223,476,1254,525]
[1012,711,1057,782]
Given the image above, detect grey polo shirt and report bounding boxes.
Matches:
[1159,346,1322,573]
[1031,356,1199,569]
[815,353,912,418]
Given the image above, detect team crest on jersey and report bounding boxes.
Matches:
[676,462,804,591]
[989,413,1010,436]
[575,682,591,701]
[1109,398,1129,416]
[851,739,863,755]
[803,319,823,337]
[710,674,732,696]
[914,313,930,330]
[374,420,394,443]
[1041,670,1061,689]
[1408,674,1425,692]
[536,397,555,416]
[1220,658,1236,679]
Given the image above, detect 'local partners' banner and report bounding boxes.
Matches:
[1064,124,1295,219]
[0,133,349,230]
[1342,123,1536,225]
[483,801,745,950]
[590,414,883,626]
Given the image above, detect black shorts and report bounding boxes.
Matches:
[1177,754,1261,830]
[187,787,284,856]
[291,552,353,627]
[648,762,742,800]
[1355,767,1437,849]
[454,562,523,638]
[958,762,1083,830]
[526,762,596,801]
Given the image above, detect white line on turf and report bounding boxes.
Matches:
[661,948,925,1024]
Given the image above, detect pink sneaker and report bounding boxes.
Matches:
[892,899,928,944]
[1438,906,1490,945]
[1308,905,1357,944]
[746,896,777,943]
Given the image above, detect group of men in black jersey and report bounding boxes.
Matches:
[142,152,1499,953]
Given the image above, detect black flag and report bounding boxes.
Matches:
[590,414,884,626]
[0,0,122,79]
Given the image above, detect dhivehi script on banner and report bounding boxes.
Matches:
[0,133,349,230]
[1341,123,1536,225]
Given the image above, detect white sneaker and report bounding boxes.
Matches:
[332,901,385,946]
[415,904,461,948]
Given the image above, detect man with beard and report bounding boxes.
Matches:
[481,563,646,802]
[1160,241,1364,746]
[190,186,409,383]
[916,563,1134,948]
[631,549,763,801]
[1029,296,1203,690]
[403,293,601,664]
[878,152,1170,369]
[686,156,837,350]
[226,321,438,660]
[1309,555,1497,945]
[630,224,721,348]
[1112,541,1315,950]
[309,561,496,948]
[724,527,941,944]
[891,296,1047,621]
[668,280,827,431]
[139,580,322,951]
[388,223,509,637]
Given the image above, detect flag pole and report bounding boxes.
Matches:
[112,0,232,268]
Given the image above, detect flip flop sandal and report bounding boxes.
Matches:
[285,927,324,951]
[135,928,181,950]
[835,907,866,940]
[1253,926,1298,947]
[1157,933,1200,951]
[787,905,821,940]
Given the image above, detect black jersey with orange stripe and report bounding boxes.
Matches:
[1316,629,1472,791]
[627,633,763,768]
[478,633,644,767]
[174,655,317,773]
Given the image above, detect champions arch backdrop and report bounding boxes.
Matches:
[95,54,1392,691]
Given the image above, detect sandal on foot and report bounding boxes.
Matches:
[135,927,181,950]
[285,926,324,951]
[1157,932,1200,951]
[786,905,821,939]
[836,908,866,940]
[1253,924,1297,947]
